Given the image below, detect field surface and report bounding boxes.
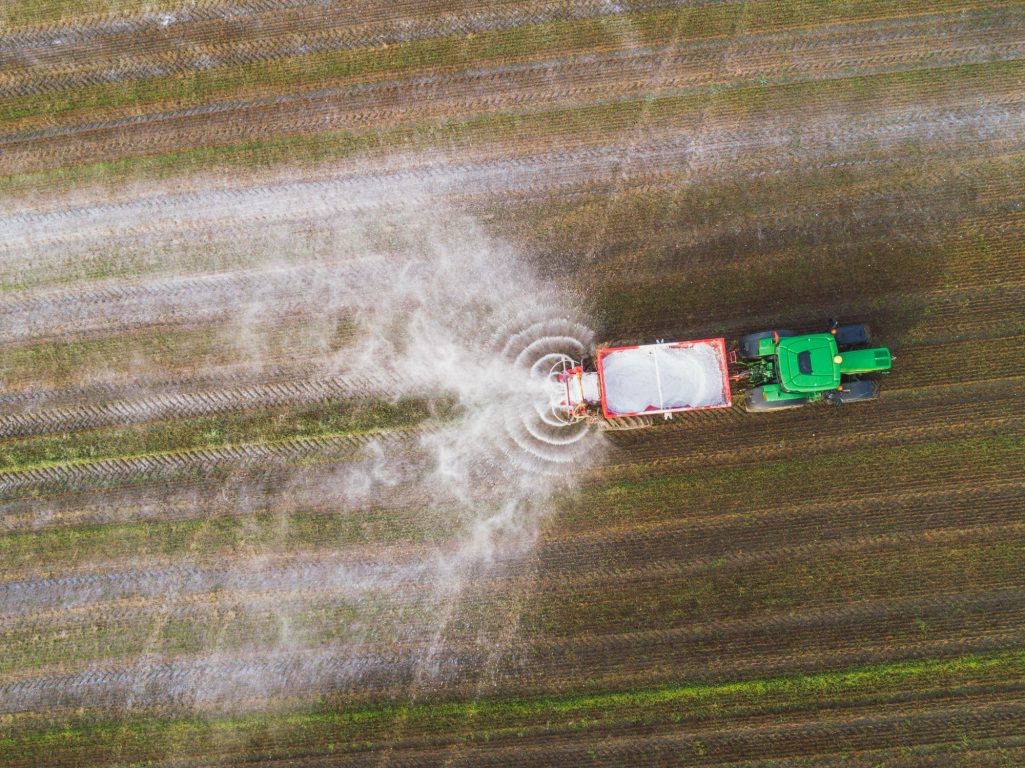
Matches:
[2,1,1025,766]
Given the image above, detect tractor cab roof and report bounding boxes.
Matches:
[777,333,841,393]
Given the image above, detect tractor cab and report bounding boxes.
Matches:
[776,334,841,393]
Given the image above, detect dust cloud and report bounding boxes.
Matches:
[0,177,602,714]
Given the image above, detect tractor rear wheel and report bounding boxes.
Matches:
[745,386,810,412]
[738,329,795,359]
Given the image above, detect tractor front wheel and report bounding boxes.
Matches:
[834,323,871,347]
[738,329,795,359]
[745,386,810,412]
[836,380,880,403]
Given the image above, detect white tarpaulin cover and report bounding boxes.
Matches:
[600,341,728,415]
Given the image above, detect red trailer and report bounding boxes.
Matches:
[552,338,732,424]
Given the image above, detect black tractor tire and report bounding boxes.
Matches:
[738,329,795,359]
[745,386,810,412]
[834,323,871,347]
[837,379,880,403]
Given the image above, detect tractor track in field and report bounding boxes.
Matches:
[593,429,1024,504]
[190,696,1025,768]
[0,458,433,532]
[0,264,367,346]
[0,644,436,715]
[5,8,1024,175]
[0,339,1016,506]
[0,0,685,95]
[0,354,341,414]
[533,566,1025,646]
[0,546,438,620]
[0,424,426,501]
[8,70,1025,224]
[8,154,1025,305]
[0,371,403,439]
[529,627,1025,707]
[5,502,1020,644]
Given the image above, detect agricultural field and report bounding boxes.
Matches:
[2,0,1025,765]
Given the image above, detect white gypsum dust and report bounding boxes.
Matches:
[0,184,600,717]
[183,199,599,706]
[601,342,727,415]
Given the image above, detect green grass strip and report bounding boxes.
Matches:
[3,650,1022,763]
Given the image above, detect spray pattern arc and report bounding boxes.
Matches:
[483,314,597,474]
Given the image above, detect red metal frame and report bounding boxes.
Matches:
[596,337,732,419]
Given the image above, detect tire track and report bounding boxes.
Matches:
[0,545,438,620]
[0,264,363,346]
[0,372,406,439]
[525,592,1025,677]
[0,424,425,501]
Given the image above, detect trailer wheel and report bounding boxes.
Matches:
[738,329,795,359]
[745,386,810,412]
[597,415,655,431]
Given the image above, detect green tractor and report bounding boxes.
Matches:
[736,322,892,412]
